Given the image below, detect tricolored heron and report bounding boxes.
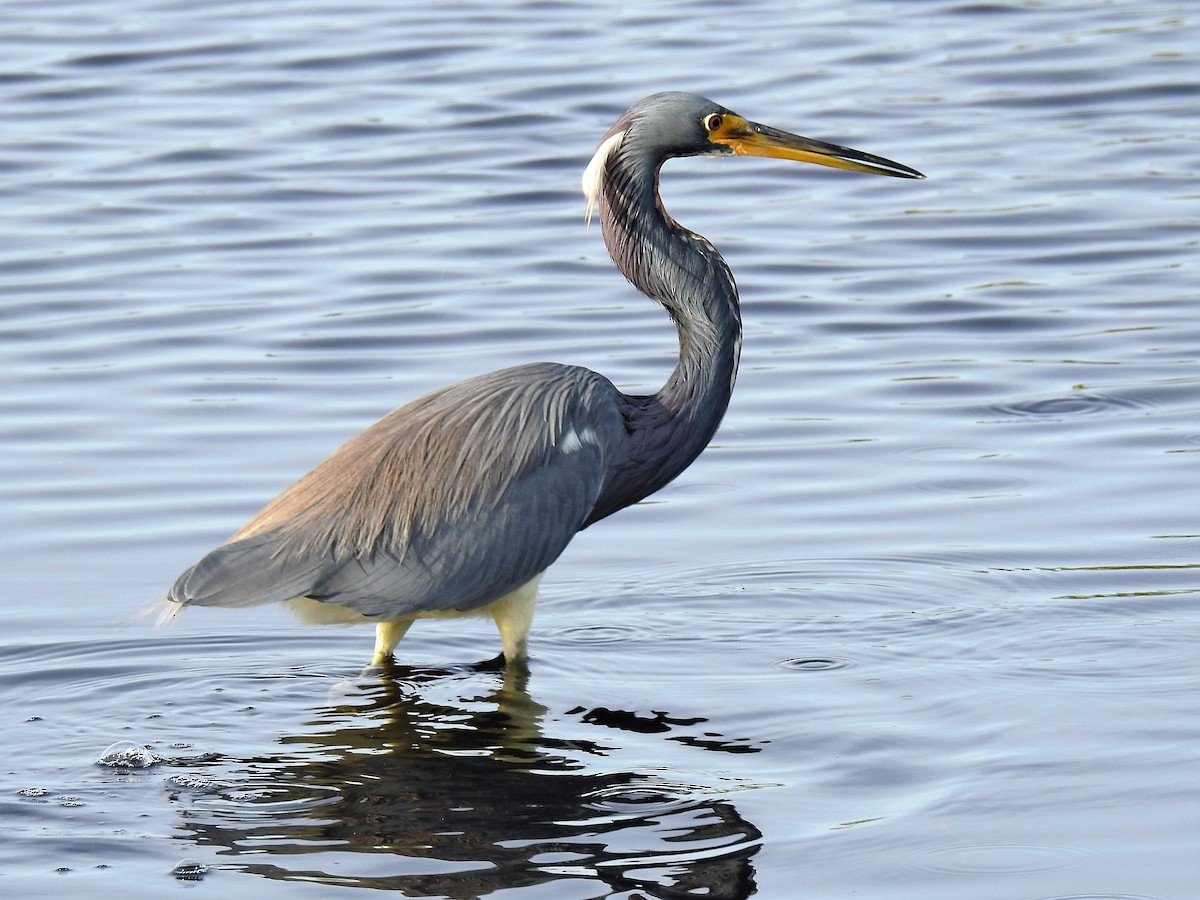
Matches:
[163,92,923,667]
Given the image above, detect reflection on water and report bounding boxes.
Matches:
[172,666,762,898]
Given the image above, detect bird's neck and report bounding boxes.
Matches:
[651,226,742,445]
[588,155,743,521]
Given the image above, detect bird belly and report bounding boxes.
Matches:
[284,575,540,626]
[283,572,541,657]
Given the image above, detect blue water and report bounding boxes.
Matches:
[2,1,1197,897]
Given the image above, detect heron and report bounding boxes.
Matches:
[162,92,923,668]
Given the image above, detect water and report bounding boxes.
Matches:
[1,0,1197,896]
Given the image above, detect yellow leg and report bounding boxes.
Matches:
[364,574,542,667]
[488,576,541,665]
[371,619,413,666]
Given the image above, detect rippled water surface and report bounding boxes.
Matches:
[2,1,1197,897]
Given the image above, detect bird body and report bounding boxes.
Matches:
[170,362,625,663]
[163,92,923,666]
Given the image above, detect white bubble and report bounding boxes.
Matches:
[95,740,162,769]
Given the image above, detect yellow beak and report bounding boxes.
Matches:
[712,115,924,179]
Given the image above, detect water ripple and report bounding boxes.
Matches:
[2,0,1197,896]
[982,389,1157,421]
[776,656,855,672]
[914,842,1086,876]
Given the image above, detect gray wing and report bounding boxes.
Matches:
[168,363,626,619]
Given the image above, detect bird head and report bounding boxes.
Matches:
[583,92,923,222]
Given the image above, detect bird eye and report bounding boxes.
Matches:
[703,113,723,132]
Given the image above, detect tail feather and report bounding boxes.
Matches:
[166,531,325,610]
[129,592,184,626]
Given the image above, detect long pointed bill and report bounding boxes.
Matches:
[713,116,924,179]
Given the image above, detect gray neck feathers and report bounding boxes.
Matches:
[586,134,744,522]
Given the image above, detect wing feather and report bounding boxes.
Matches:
[167,363,624,619]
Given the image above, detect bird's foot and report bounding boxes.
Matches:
[473,652,509,673]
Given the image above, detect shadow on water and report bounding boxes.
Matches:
[171,664,763,898]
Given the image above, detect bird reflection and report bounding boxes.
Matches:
[172,666,762,899]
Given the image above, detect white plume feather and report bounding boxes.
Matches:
[581,130,625,226]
